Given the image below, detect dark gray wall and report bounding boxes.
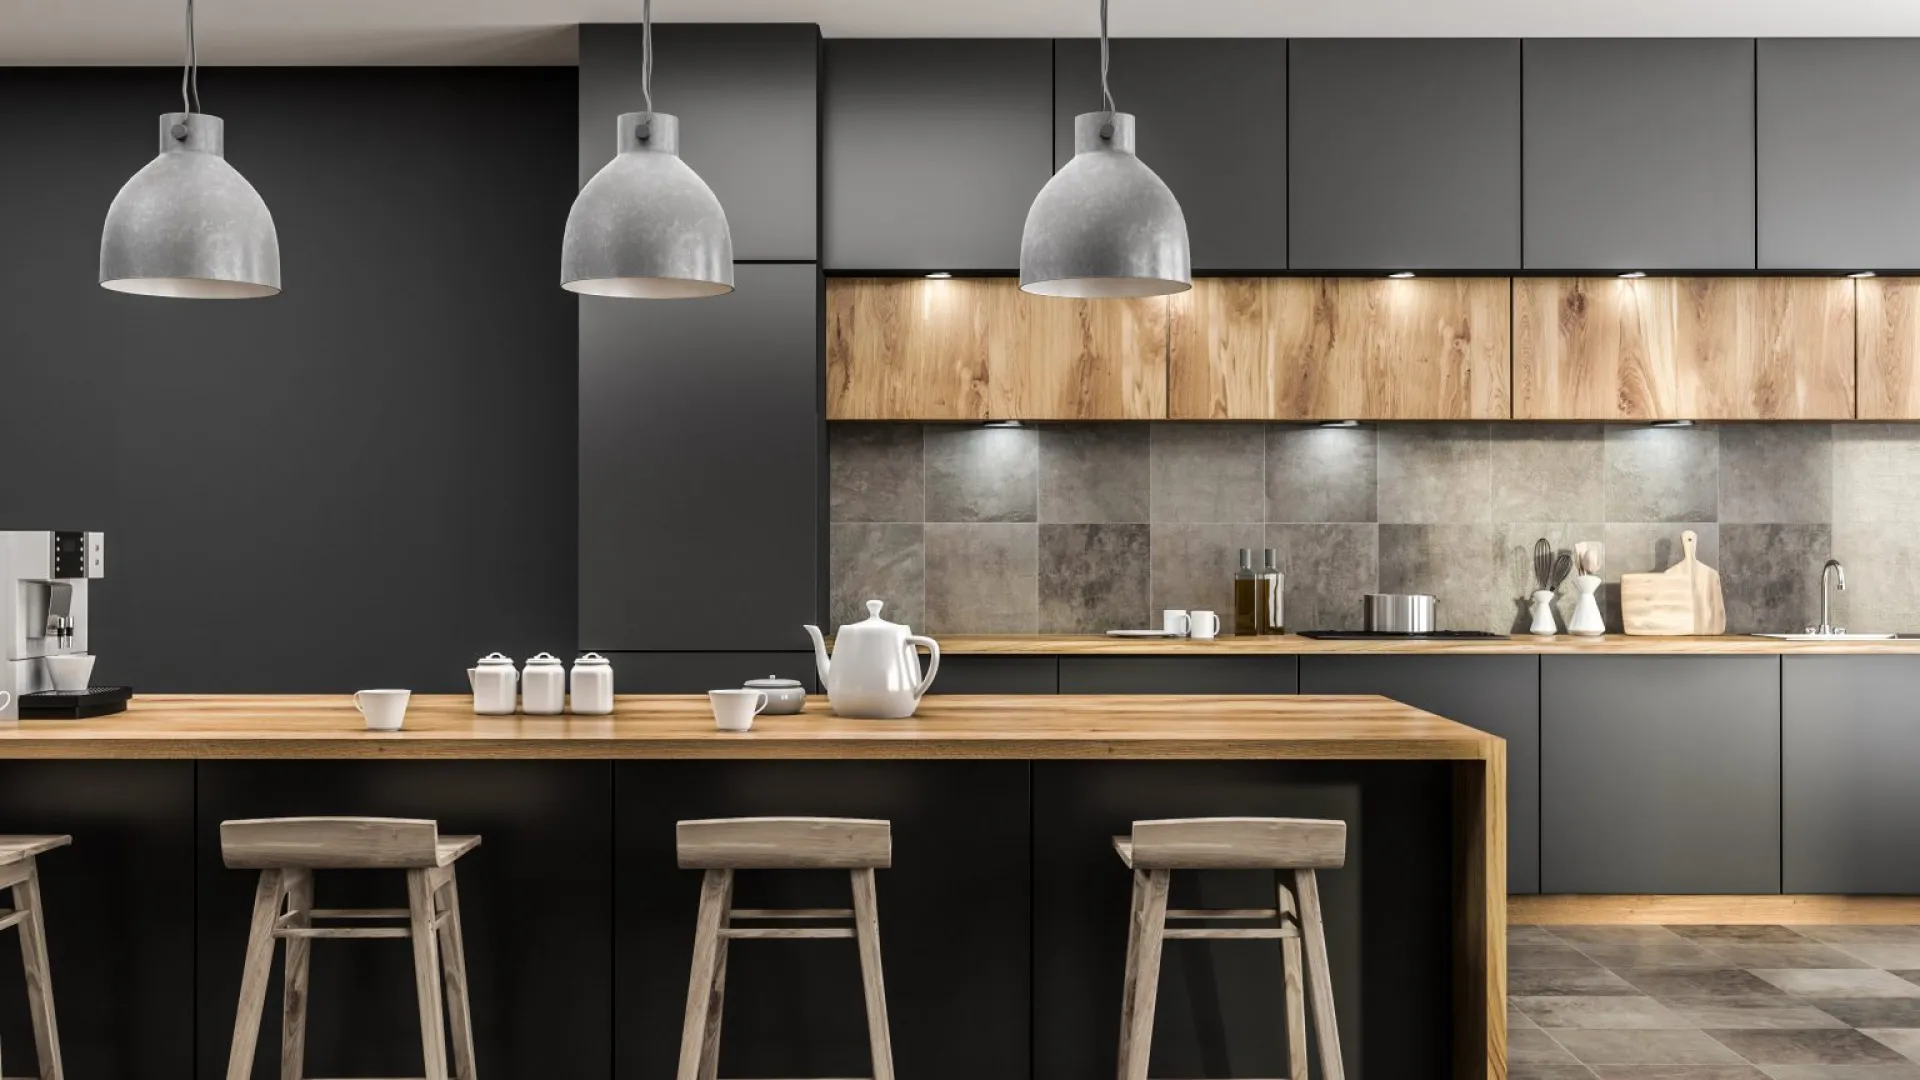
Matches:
[0,68,578,693]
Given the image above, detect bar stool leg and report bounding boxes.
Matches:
[407,869,450,1080]
[849,868,895,1080]
[1274,872,1307,1080]
[677,869,733,1080]
[227,869,286,1080]
[1291,870,1344,1080]
[14,858,63,1080]
[434,870,478,1080]
[1116,868,1169,1080]
[280,869,314,1080]
[695,872,734,1080]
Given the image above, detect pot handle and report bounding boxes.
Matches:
[906,635,940,699]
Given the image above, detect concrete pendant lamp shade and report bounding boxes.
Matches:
[99,112,281,299]
[562,111,734,298]
[1020,111,1190,298]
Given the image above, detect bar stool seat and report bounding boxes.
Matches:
[1114,817,1347,1080]
[0,835,69,1080]
[220,817,481,1080]
[674,817,895,1080]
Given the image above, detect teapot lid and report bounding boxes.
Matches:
[526,651,562,666]
[476,652,515,666]
[573,652,610,667]
[745,676,803,689]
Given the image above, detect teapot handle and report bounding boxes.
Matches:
[906,635,940,699]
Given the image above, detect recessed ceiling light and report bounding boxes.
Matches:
[1619,271,1647,279]
[983,419,1024,429]
[926,271,952,279]
[1387,271,1415,279]
[1318,420,1360,428]
[1849,271,1877,279]
[1651,419,1696,428]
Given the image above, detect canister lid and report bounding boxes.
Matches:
[745,676,803,689]
[525,651,563,667]
[573,652,611,667]
[476,652,516,666]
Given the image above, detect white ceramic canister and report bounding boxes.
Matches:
[468,652,519,715]
[570,653,615,715]
[522,652,566,715]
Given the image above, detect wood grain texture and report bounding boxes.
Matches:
[13,857,63,1080]
[1858,277,1920,419]
[220,818,478,870]
[923,633,1920,655]
[825,277,1166,420]
[1277,874,1308,1080]
[675,817,893,869]
[1456,748,1506,1080]
[1516,277,1855,420]
[850,867,897,1080]
[1119,817,1347,870]
[0,695,1502,761]
[1292,869,1345,1080]
[1168,277,1510,419]
[1510,893,1920,925]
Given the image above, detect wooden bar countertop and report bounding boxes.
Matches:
[931,633,1920,655]
[0,693,1500,760]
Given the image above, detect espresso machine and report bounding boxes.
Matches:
[0,531,111,719]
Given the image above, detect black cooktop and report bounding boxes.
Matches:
[1295,630,1508,640]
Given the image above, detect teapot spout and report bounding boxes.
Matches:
[803,624,830,686]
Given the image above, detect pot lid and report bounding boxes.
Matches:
[745,676,803,689]
[574,652,610,666]
[476,652,516,666]
[525,651,562,666]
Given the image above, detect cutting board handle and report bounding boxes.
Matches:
[1679,529,1698,569]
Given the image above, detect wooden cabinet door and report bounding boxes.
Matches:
[1857,277,1920,418]
[1168,277,1510,420]
[825,278,1167,420]
[1514,277,1854,420]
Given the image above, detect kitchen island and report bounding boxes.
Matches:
[0,694,1501,1080]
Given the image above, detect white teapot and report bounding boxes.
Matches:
[803,600,940,719]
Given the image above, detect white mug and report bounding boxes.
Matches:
[354,689,411,732]
[1188,610,1222,639]
[710,688,769,732]
[1162,609,1191,636]
[0,691,11,715]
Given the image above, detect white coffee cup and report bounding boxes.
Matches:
[354,689,411,731]
[1188,610,1222,639]
[0,691,11,714]
[1162,609,1191,636]
[710,688,769,732]
[45,654,96,693]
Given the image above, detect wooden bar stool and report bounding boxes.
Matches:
[1114,817,1346,1080]
[0,836,70,1080]
[219,817,481,1080]
[674,817,895,1080]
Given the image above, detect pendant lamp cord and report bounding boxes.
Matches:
[641,0,654,114]
[181,0,200,115]
[1099,0,1115,113]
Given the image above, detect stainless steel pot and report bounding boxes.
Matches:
[1363,593,1437,634]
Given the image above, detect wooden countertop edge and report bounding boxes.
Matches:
[929,634,1920,655]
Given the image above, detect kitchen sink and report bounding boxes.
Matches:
[1751,632,1898,640]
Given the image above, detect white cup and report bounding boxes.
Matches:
[0,691,11,714]
[1188,610,1222,639]
[354,689,411,731]
[45,654,96,693]
[1161,609,1191,636]
[710,688,769,732]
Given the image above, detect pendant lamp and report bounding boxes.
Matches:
[100,0,280,299]
[1019,0,1189,298]
[562,0,733,298]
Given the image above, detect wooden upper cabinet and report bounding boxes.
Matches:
[1168,277,1511,420]
[1514,277,1855,420]
[825,278,1167,420]
[1857,278,1920,419]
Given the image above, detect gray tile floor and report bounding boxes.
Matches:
[1511,924,1920,1079]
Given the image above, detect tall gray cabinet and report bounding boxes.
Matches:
[1783,657,1920,894]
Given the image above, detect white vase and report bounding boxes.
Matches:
[1568,574,1606,637]
[1529,590,1559,637]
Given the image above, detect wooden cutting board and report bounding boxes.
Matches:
[1620,530,1725,636]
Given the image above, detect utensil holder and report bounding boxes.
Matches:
[1568,575,1606,637]
[1529,590,1558,637]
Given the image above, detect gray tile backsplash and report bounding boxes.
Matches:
[830,422,1915,636]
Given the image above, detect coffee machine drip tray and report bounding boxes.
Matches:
[20,686,131,719]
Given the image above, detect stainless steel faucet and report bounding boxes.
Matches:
[1815,559,1847,635]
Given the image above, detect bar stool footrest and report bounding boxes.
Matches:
[1163,928,1297,939]
[0,908,27,933]
[721,927,855,939]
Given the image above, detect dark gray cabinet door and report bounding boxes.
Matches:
[824,40,1053,271]
[578,264,821,651]
[1523,39,1755,271]
[1541,657,1781,894]
[1300,656,1541,894]
[1759,40,1920,270]
[1053,40,1286,272]
[579,24,819,262]
[1783,657,1920,893]
[928,656,1059,694]
[1058,656,1299,694]
[1288,39,1521,271]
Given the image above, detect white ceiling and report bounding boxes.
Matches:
[7,0,1920,66]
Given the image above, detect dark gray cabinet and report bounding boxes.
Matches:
[1300,656,1541,894]
[1288,39,1521,271]
[1523,39,1755,271]
[1541,657,1781,894]
[823,40,1053,271]
[579,24,820,262]
[609,653,820,694]
[1783,657,1920,893]
[578,264,821,651]
[929,656,1059,694]
[1058,656,1298,694]
[1759,40,1920,270]
[1053,40,1287,272]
